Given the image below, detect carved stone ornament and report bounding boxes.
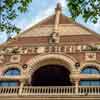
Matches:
[37,47,45,53]
[49,32,60,44]
[85,53,96,61]
[22,64,28,70]
[0,55,5,63]
[10,55,21,63]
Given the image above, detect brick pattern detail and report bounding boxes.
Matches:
[6,35,100,46]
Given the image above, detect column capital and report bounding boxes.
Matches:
[70,74,80,82]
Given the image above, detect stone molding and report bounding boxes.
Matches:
[25,54,77,82]
[2,64,23,75]
[79,62,100,74]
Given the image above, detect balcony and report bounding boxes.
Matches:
[0,86,100,96]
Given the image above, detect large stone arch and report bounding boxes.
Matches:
[26,54,77,81]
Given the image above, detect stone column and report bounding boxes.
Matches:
[54,3,61,33]
[19,80,25,95]
[75,79,79,95]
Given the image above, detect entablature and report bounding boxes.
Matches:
[0,44,100,55]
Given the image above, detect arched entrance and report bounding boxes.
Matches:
[31,64,72,86]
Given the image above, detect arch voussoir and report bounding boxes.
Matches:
[26,54,77,78]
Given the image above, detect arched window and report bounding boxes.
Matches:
[81,67,99,74]
[80,66,100,86]
[4,68,20,76]
[0,68,20,86]
[0,81,20,86]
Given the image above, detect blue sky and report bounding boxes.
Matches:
[0,0,100,44]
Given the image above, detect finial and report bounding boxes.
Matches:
[55,0,61,11]
[49,0,61,44]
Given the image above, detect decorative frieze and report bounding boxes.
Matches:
[0,55,5,63]
[0,45,99,55]
[37,47,45,53]
[10,55,21,63]
[85,53,96,61]
[49,32,60,44]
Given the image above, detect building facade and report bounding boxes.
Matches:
[0,3,100,100]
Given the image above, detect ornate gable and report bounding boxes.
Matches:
[0,3,100,47]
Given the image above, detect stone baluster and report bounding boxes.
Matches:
[75,80,79,95]
[19,80,25,95]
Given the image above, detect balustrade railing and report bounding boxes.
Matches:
[78,86,100,95]
[21,86,75,95]
[0,87,19,96]
[0,86,100,96]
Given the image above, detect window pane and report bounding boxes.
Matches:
[0,82,8,86]
[80,80,100,86]
[4,68,20,76]
[9,82,18,86]
[0,81,19,86]
[80,80,90,86]
[80,66,100,86]
[81,67,99,74]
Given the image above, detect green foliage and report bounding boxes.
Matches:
[67,0,100,23]
[0,0,32,34]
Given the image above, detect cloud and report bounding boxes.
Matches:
[19,0,100,34]
[24,7,54,31]
[57,0,66,7]
[23,0,67,31]
[92,20,100,33]
[11,0,68,33]
[0,32,8,44]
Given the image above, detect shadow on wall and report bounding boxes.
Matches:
[31,64,73,86]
